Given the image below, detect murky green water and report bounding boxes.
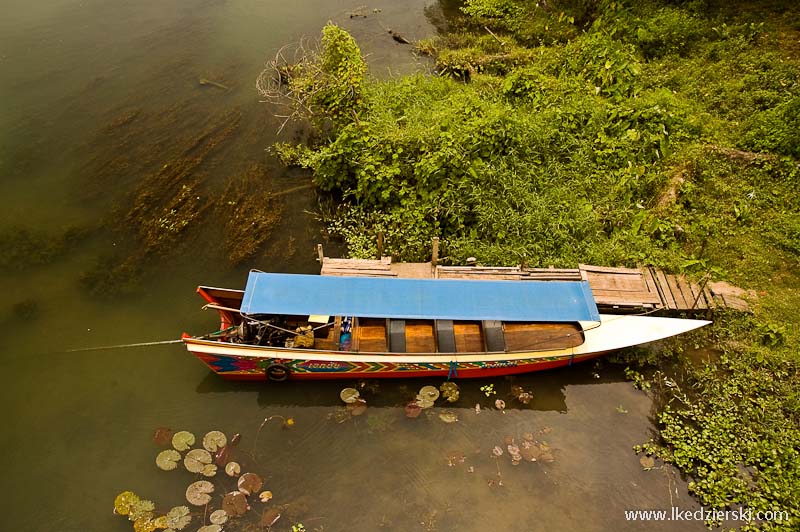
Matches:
[0,1,706,530]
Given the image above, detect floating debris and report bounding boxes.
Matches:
[415,395,435,409]
[165,506,192,530]
[222,491,249,516]
[156,449,181,471]
[172,431,195,451]
[639,455,656,470]
[440,382,460,402]
[238,472,263,496]
[340,387,360,404]
[347,398,368,416]
[446,451,466,467]
[480,384,496,397]
[492,446,504,457]
[197,525,222,532]
[404,401,422,419]
[203,431,227,452]
[153,427,174,446]
[507,444,522,465]
[438,411,459,424]
[186,480,214,506]
[510,385,533,405]
[419,385,440,402]
[225,461,241,477]
[184,449,213,474]
[260,508,281,528]
[494,399,506,410]
[259,490,273,503]
[474,403,481,414]
[209,509,229,525]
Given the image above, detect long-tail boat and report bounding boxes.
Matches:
[182,271,710,381]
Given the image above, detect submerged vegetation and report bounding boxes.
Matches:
[271,1,800,528]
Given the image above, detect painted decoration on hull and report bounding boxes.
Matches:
[192,351,590,378]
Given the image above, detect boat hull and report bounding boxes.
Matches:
[184,313,710,381]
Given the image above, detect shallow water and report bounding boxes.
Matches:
[1,1,705,530]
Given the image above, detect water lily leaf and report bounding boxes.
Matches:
[225,462,241,477]
[340,387,360,404]
[492,446,503,457]
[259,490,273,503]
[209,510,228,525]
[184,449,213,473]
[129,499,155,522]
[438,411,458,423]
[197,526,222,532]
[203,431,227,453]
[404,401,422,418]
[152,516,168,528]
[347,398,367,416]
[114,491,140,516]
[507,444,522,461]
[494,399,506,410]
[153,427,174,446]
[165,506,192,530]
[640,455,655,470]
[419,385,440,401]
[522,432,535,442]
[186,480,214,506]
[260,508,281,528]
[414,395,435,409]
[133,517,158,532]
[156,449,181,471]
[440,382,460,402]
[172,431,195,451]
[202,463,218,477]
[222,491,249,516]
[238,472,263,495]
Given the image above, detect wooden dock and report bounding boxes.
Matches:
[318,246,752,314]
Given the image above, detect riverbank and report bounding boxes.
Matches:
[279,1,799,528]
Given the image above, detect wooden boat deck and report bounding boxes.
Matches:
[318,248,752,315]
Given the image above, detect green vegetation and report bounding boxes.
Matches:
[275,5,799,528]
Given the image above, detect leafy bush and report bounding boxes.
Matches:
[741,97,800,158]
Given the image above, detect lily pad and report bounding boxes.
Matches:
[203,431,227,453]
[209,510,228,525]
[225,462,241,477]
[259,490,273,503]
[340,387,360,404]
[197,526,222,532]
[404,401,422,418]
[414,395,435,409]
[238,472,263,495]
[440,382,460,402]
[153,427,174,446]
[172,431,195,451]
[492,446,504,457]
[129,499,155,522]
[165,506,192,530]
[222,491,249,516]
[419,385,440,401]
[132,517,158,532]
[186,480,214,506]
[156,449,182,471]
[438,411,458,423]
[184,449,213,474]
[260,508,281,528]
[640,455,656,470]
[114,491,140,516]
[202,463,218,477]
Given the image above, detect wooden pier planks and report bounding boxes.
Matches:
[319,253,745,313]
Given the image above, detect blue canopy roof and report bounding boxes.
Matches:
[240,272,599,323]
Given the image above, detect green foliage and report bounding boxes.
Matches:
[741,97,800,158]
[289,23,367,131]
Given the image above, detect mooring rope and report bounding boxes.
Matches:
[65,339,184,352]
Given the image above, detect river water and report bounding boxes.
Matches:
[0,1,705,530]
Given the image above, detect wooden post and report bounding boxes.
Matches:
[377,231,384,259]
[432,237,440,266]
[691,273,711,310]
[317,243,324,264]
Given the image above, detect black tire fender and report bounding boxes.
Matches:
[265,363,290,382]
